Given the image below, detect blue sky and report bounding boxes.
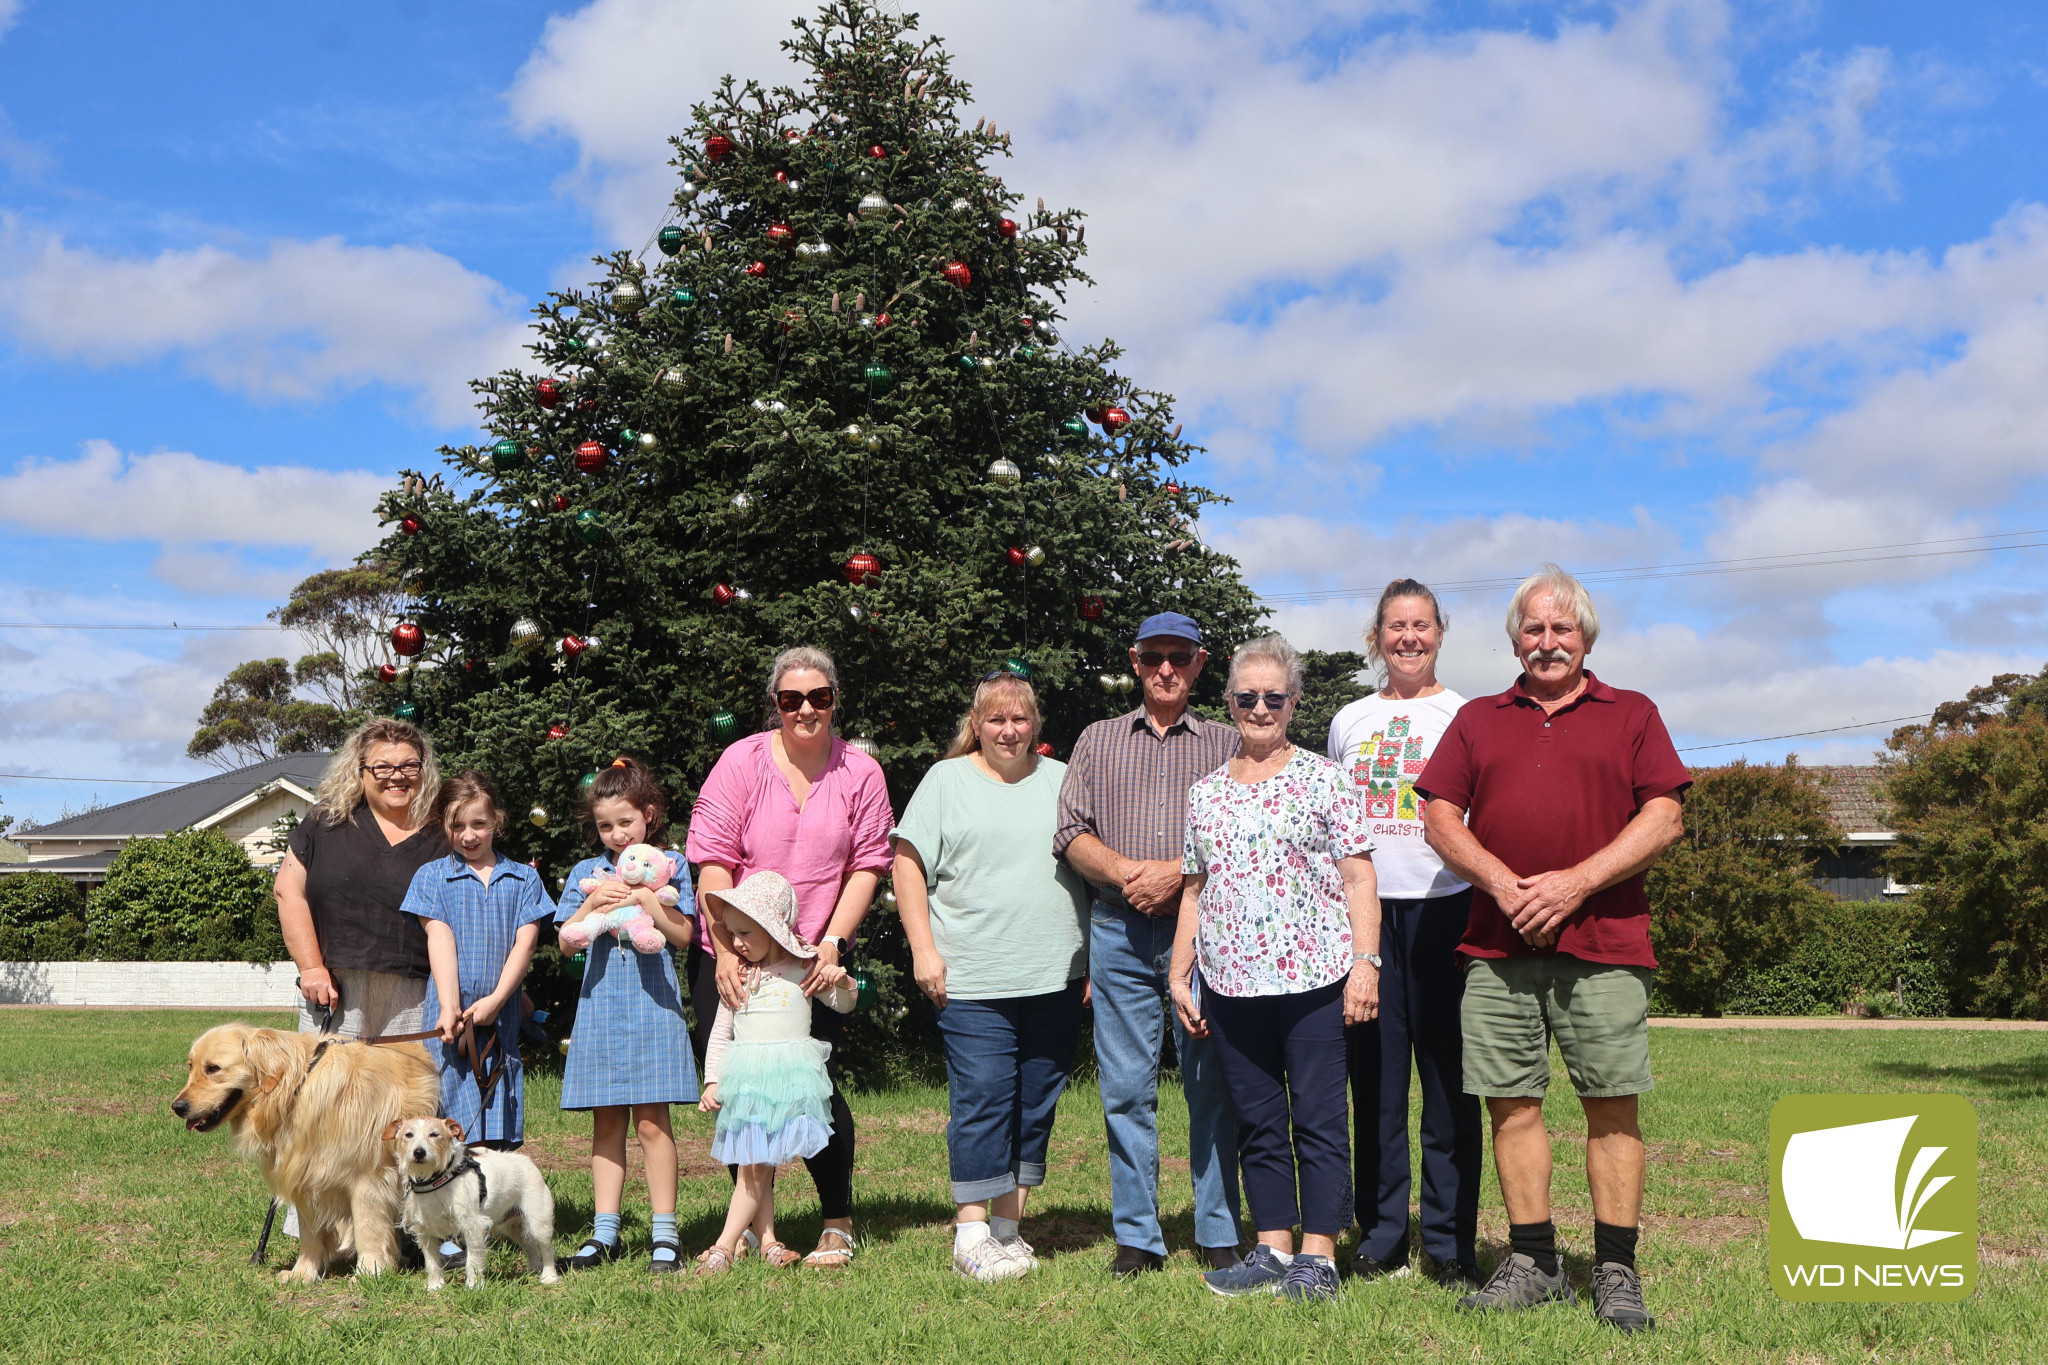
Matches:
[5,0,2048,824]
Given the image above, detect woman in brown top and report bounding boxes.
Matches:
[274,718,448,1039]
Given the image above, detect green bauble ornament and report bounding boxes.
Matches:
[671,287,698,307]
[954,353,978,374]
[577,771,599,795]
[393,700,419,721]
[1019,344,1040,360]
[1002,657,1032,680]
[862,362,895,395]
[573,509,604,545]
[1060,416,1089,439]
[851,968,877,1013]
[709,710,740,743]
[490,441,527,474]
[657,226,686,256]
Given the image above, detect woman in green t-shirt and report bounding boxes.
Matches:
[892,671,1089,1284]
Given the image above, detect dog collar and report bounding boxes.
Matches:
[408,1153,479,1195]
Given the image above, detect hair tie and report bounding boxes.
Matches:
[611,757,629,768]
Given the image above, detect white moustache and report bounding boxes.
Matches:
[1527,649,1573,664]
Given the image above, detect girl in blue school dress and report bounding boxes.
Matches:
[400,769,556,1263]
[555,756,700,1273]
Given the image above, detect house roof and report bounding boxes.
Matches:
[1806,765,1895,837]
[10,752,333,842]
[0,851,114,880]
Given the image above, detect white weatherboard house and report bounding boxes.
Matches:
[2,752,332,891]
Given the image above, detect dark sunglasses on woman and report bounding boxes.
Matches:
[775,686,837,713]
[1230,691,1291,712]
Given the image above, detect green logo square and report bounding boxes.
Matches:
[1769,1094,1977,1302]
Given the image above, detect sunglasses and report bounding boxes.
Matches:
[1230,691,1292,712]
[774,686,836,713]
[1135,649,1197,669]
[361,761,423,780]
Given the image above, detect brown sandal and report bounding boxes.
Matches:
[694,1229,757,1265]
[693,1245,734,1277]
[762,1240,803,1268]
[803,1226,856,1268]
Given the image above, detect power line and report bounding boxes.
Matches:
[1259,530,2048,606]
[0,772,189,785]
[0,622,285,632]
[1677,713,1931,754]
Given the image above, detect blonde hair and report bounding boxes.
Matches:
[314,718,440,828]
[1505,564,1601,650]
[1365,578,1448,675]
[433,769,504,837]
[943,674,1042,759]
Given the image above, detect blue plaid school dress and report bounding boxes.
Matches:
[555,852,700,1110]
[399,854,557,1146]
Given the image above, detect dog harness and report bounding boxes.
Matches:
[408,1152,486,1204]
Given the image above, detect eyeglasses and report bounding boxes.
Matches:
[1230,691,1292,712]
[774,686,836,713]
[361,761,423,781]
[1135,649,1197,669]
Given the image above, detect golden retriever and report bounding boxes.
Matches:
[172,1022,440,1283]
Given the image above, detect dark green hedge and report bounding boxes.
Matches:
[1671,900,1952,1017]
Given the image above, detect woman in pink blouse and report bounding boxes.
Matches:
[685,645,894,1268]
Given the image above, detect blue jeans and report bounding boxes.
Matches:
[1089,900,1243,1255]
[934,980,1085,1204]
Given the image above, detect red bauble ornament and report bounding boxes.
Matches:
[1164,482,1182,496]
[574,441,607,473]
[712,582,736,605]
[1019,314,1035,331]
[547,724,568,741]
[744,260,768,277]
[874,311,891,328]
[536,378,562,408]
[1102,406,1132,434]
[1005,546,1027,568]
[463,658,482,673]
[868,144,887,159]
[399,515,421,536]
[377,663,398,683]
[767,222,795,247]
[1079,595,1105,621]
[578,397,597,414]
[773,169,791,184]
[1084,404,1106,424]
[552,494,570,512]
[391,622,425,657]
[998,217,1018,238]
[845,551,881,586]
[943,260,972,288]
[1034,741,1056,758]
[561,634,588,659]
[704,134,736,160]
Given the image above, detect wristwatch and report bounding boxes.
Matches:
[1353,952,1383,969]
[821,934,851,957]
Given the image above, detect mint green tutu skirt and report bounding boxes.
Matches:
[711,1036,835,1165]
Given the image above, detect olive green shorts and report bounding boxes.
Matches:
[1460,955,1654,1099]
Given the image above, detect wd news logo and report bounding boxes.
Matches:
[1769,1095,1976,1302]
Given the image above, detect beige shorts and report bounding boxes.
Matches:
[296,968,427,1039]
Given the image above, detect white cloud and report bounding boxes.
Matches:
[0,3,22,42]
[0,439,388,561]
[0,222,531,424]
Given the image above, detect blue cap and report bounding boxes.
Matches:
[1134,611,1202,645]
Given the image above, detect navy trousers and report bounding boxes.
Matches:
[1205,979,1352,1238]
[1346,890,1481,1265]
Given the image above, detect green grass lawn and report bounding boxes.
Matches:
[0,1012,2042,1363]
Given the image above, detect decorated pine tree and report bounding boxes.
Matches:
[367,1,1276,864]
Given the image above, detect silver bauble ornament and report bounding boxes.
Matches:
[949,197,973,214]
[977,356,996,371]
[1098,673,1120,694]
[678,177,701,203]
[751,397,788,414]
[636,430,660,452]
[732,586,752,603]
[796,240,833,259]
[857,192,891,218]
[840,423,865,448]
[1024,544,1046,568]
[1035,319,1059,341]
[862,433,883,454]
[1044,452,1064,471]
[986,457,1022,485]
[847,736,882,761]
[1118,674,1137,694]
[509,617,544,650]
[880,885,898,910]
[612,279,645,312]
[657,367,693,395]
[528,805,549,828]
[731,490,756,521]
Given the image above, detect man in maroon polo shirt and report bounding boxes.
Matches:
[1416,565,1687,1334]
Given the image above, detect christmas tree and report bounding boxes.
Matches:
[367,0,1293,862]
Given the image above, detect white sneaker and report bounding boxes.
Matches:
[1000,1235,1038,1270]
[954,1234,1029,1283]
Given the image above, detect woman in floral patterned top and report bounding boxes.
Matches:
[1169,633,1382,1303]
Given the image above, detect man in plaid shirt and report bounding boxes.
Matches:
[1055,611,1244,1280]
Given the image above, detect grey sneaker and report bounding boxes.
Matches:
[1278,1253,1341,1302]
[1203,1243,1292,1297]
[1591,1262,1655,1332]
[1456,1252,1575,1312]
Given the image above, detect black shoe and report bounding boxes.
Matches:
[1199,1245,1243,1272]
[648,1239,682,1274]
[437,1245,467,1273]
[568,1238,624,1271]
[1591,1261,1656,1333]
[1110,1245,1164,1280]
[395,1230,425,1271]
[1350,1253,1412,1281]
[1430,1257,1482,1292]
